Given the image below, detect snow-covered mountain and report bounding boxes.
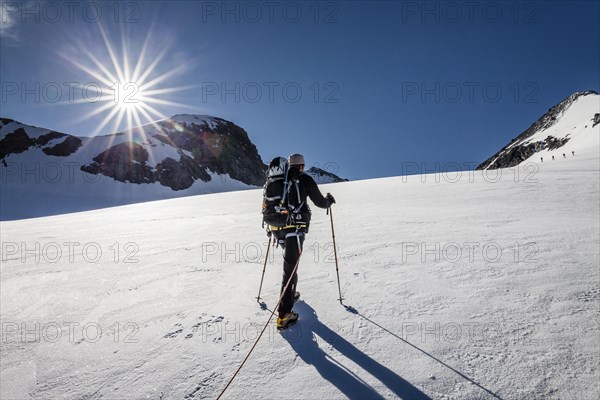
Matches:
[306,166,349,184]
[477,90,600,170]
[0,115,346,220]
[1,141,598,399]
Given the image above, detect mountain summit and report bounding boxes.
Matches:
[81,115,266,190]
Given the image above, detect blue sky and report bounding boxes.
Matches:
[1,0,599,180]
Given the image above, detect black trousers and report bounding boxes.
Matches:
[274,229,305,317]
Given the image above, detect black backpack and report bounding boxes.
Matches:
[262,157,304,228]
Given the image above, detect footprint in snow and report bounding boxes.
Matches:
[184,372,218,399]
[166,315,226,339]
[164,323,183,338]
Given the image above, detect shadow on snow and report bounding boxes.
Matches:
[342,304,503,400]
[280,301,431,400]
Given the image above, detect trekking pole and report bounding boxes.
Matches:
[256,235,272,302]
[327,207,343,303]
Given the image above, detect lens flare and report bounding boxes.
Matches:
[58,24,198,138]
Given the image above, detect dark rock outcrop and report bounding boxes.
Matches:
[42,136,83,156]
[155,117,266,186]
[36,131,66,146]
[155,157,194,190]
[155,154,212,190]
[79,116,270,190]
[479,135,570,169]
[81,142,156,184]
[0,127,82,159]
[0,128,35,159]
[546,135,570,151]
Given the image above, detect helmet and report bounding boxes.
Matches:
[288,153,305,166]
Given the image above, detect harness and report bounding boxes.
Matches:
[268,223,307,231]
[268,224,306,248]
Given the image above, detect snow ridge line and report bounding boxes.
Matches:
[215,243,303,400]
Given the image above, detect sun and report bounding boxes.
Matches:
[111,81,145,112]
[59,24,197,137]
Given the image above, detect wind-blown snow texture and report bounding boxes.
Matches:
[1,137,599,398]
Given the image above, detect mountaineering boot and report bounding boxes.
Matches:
[277,311,299,330]
[294,291,300,302]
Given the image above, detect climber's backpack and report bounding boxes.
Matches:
[261,157,304,228]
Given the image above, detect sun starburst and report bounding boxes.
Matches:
[59,24,198,138]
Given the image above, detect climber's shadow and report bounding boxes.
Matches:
[342,304,503,400]
[280,301,430,400]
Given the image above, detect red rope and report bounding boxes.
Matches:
[216,246,302,400]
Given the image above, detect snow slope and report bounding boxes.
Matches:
[1,150,599,399]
